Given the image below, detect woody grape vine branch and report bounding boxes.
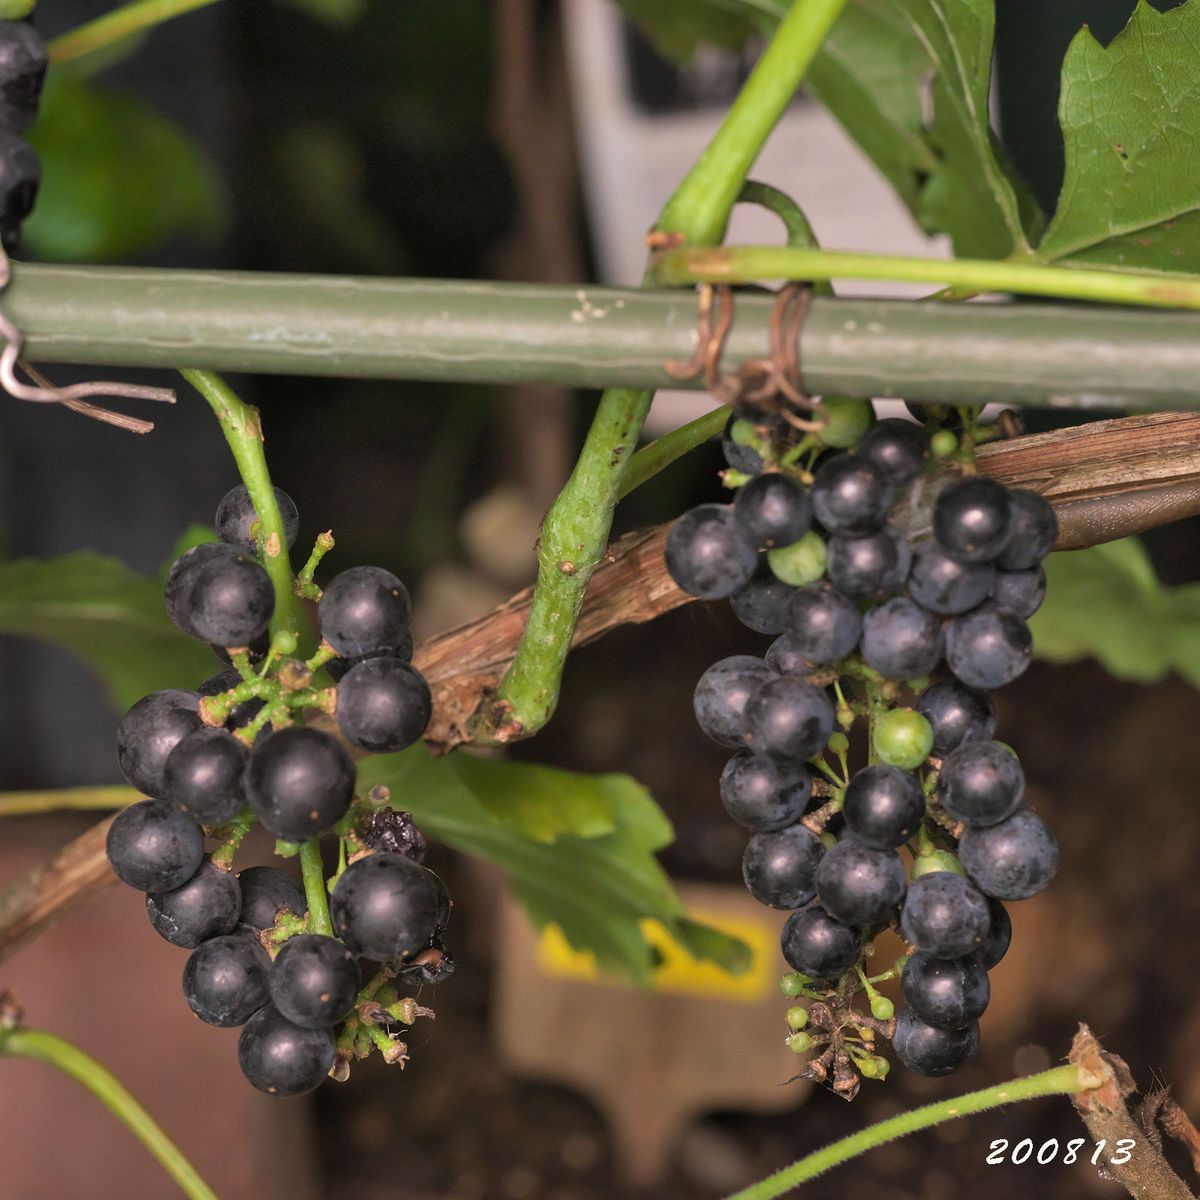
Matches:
[479,0,849,742]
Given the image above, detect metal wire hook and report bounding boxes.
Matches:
[0,243,176,433]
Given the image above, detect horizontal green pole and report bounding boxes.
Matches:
[7,263,1200,410]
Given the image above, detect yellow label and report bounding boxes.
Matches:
[536,910,778,1004]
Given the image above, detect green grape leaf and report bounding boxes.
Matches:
[359,746,751,984]
[611,0,770,59]
[1030,539,1200,687]
[806,2,936,211]
[0,552,216,711]
[25,72,225,262]
[1037,1,1200,272]
[451,753,618,843]
[807,0,1039,258]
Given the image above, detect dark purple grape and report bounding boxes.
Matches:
[907,543,995,615]
[330,853,444,962]
[730,575,794,635]
[269,934,360,1029]
[147,858,241,948]
[362,809,427,862]
[325,637,415,683]
[815,837,907,925]
[335,657,431,753]
[215,484,300,551]
[900,872,991,959]
[997,490,1057,570]
[842,765,925,849]
[764,635,812,676]
[744,676,834,761]
[237,866,307,931]
[811,454,895,535]
[733,473,812,549]
[183,931,270,1027]
[664,504,758,600]
[784,581,861,665]
[0,23,47,133]
[168,546,275,648]
[238,1005,335,1096]
[978,898,1012,969]
[198,668,265,731]
[959,810,1058,899]
[915,680,997,756]
[720,750,812,831]
[933,478,1013,564]
[742,824,823,909]
[116,689,202,797]
[245,727,356,842]
[940,741,1024,827]
[901,952,990,1030]
[780,905,861,980]
[826,527,911,602]
[991,565,1046,618]
[856,418,928,485]
[0,132,38,249]
[692,656,772,748]
[892,1008,980,1076]
[162,728,248,825]
[860,597,943,680]
[106,800,203,892]
[318,565,412,657]
[945,601,1032,689]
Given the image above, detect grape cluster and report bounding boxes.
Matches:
[667,405,1059,1093]
[0,19,45,250]
[106,484,451,1095]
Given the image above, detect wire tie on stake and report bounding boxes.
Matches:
[0,246,175,433]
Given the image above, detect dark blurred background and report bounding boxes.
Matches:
[1,2,1198,1198]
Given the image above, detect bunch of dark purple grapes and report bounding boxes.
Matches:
[665,405,1059,1091]
[105,484,452,1096]
[0,19,46,250]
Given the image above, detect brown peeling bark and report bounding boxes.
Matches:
[1069,1025,1197,1200]
[0,816,116,965]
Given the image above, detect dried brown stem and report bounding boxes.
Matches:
[1069,1025,1197,1200]
[1,413,1198,960]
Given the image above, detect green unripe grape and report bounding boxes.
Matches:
[911,849,967,879]
[272,630,299,657]
[859,1054,890,1079]
[779,971,810,997]
[730,417,760,448]
[820,831,837,850]
[930,429,958,459]
[994,740,1019,759]
[787,1032,813,1054]
[827,731,849,756]
[768,531,827,586]
[818,398,873,448]
[873,708,934,769]
[870,993,895,1021]
[786,1005,809,1031]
